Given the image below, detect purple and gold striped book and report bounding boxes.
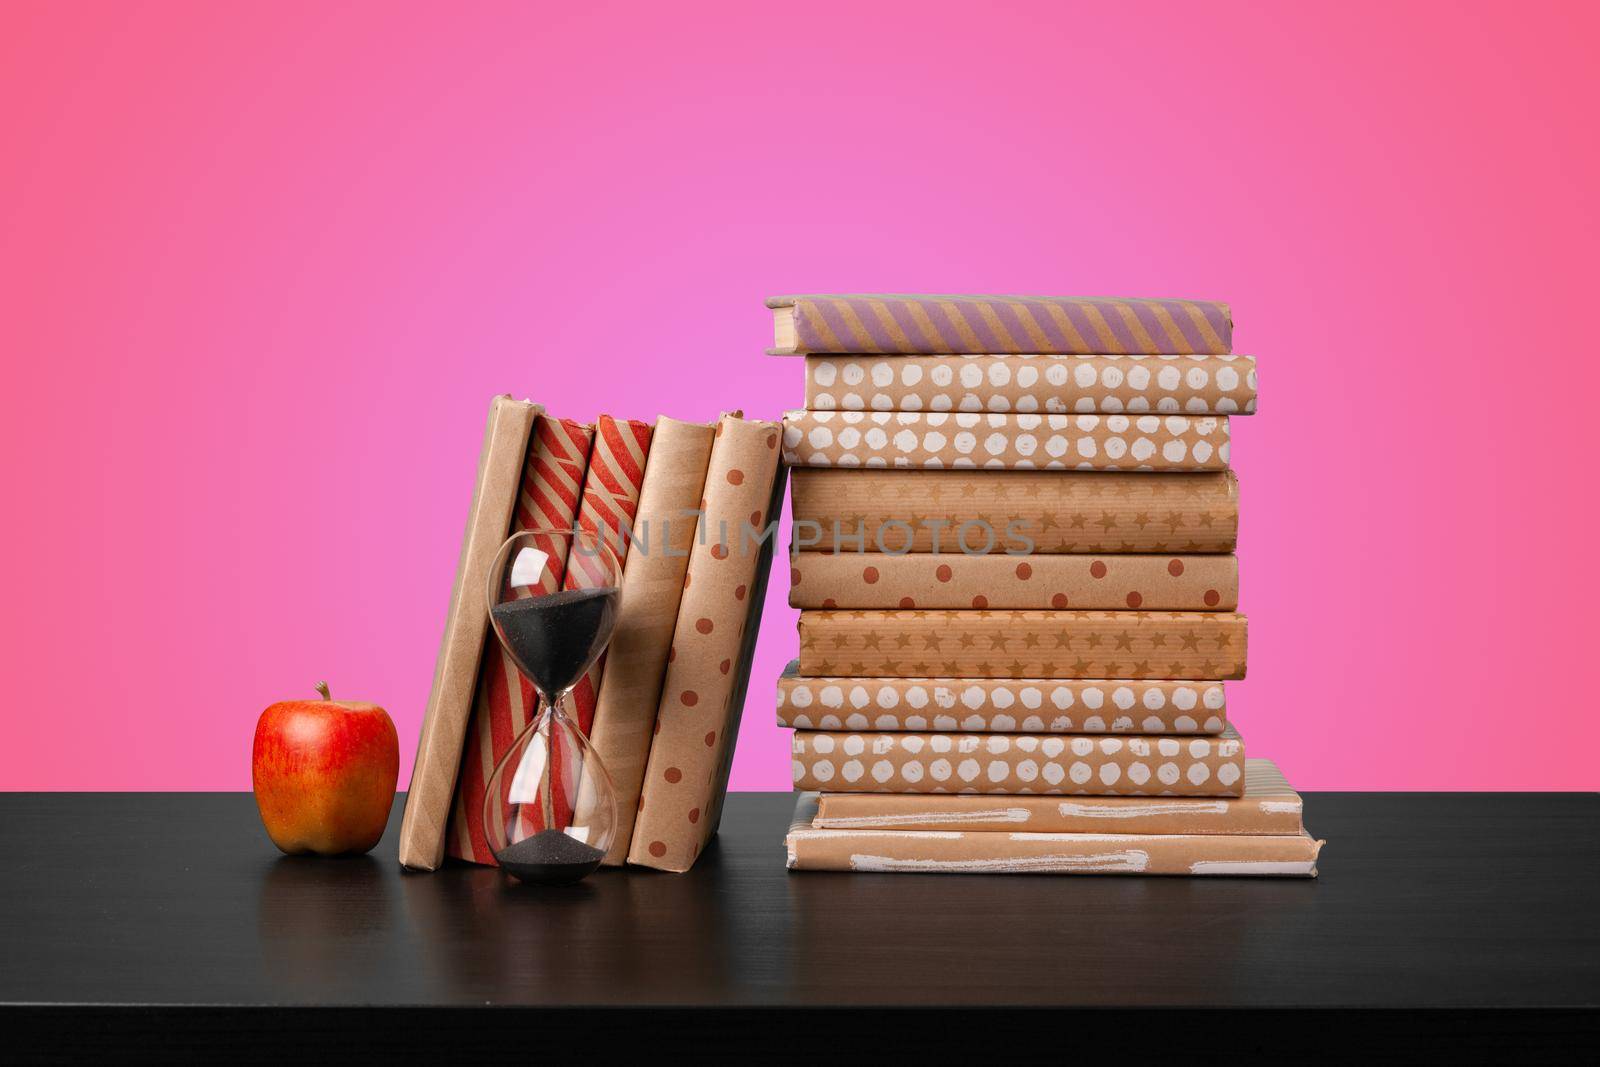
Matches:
[767,294,1232,356]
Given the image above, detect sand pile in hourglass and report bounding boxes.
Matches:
[766,294,1323,875]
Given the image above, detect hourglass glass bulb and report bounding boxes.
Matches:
[486,706,618,883]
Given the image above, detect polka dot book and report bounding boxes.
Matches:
[804,353,1256,416]
[777,665,1227,735]
[781,410,1230,472]
[790,468,1240,555]
[789,552,1238,611]
[792,726,1245,796]
[627,414,788,872]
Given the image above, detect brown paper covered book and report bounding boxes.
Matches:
[629,415,786,872]
[766,294,1233,356]
[448,415,595,864]
[789,552,1237,611]
[791,725,1244,796]
[782,411,1229,471]
[798,610,1247,680]
[791,469,1238,554]
[587,417,717,866]
[398,396,538,872]
[804,354,1257,415]
[785,793,1321,876]
[776,662,1226,734]
[812,758,1299,834]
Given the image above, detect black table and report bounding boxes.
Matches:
[2,792,1596,1061]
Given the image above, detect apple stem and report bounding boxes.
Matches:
[315,681,331,701]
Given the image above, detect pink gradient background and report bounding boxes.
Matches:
[3,1,1597,792]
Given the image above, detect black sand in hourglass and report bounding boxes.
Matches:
[497,829,608,885]
[492,586,621,696]
[489,585,620,884]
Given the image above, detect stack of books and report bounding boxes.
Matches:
[769,293,1322,876]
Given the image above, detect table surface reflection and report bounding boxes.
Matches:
[1,791,1596,1009]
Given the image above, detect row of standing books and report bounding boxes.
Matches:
[399,400,784,873]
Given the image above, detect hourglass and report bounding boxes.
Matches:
[482,527,623,885]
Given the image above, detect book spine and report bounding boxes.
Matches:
[797,610,1247,680]
[777,668,1227,735]
[561,416,656,727]
[805,354,1256,415]
[563,416,655,609]
[780,295,1233,355]
[628,416,782,871]
[791,468,1238,554]
[397,396,537,872]
[545,415,654,831]
[587,418,717,866]
[445,416,594,866]
[699,463,788,850]
[781,411,1229,471]
[791,727,1244,797]
[790,552,1237,611]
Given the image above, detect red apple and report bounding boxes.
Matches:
[252,682,398,856]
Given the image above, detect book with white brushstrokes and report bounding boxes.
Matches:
[792,725,1247,797]
[786,789,1322,877]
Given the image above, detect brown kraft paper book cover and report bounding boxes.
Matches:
[766,294,1233,356]
[789,552,1237,611]
[545,415,655,832]
[791,725,1244,796]
[798,610,1247,680]
[791,469,1238,554]
[782,411,1229,471]
[629,415,785,872]
[398,396,539,872]
[586,417,717,867]
[785,795,1322,876]
[776,663,1227,734]
[811,759,1303,834]
[447,415,595,864]
[561,415,656,738]
[804,354,1257,415]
